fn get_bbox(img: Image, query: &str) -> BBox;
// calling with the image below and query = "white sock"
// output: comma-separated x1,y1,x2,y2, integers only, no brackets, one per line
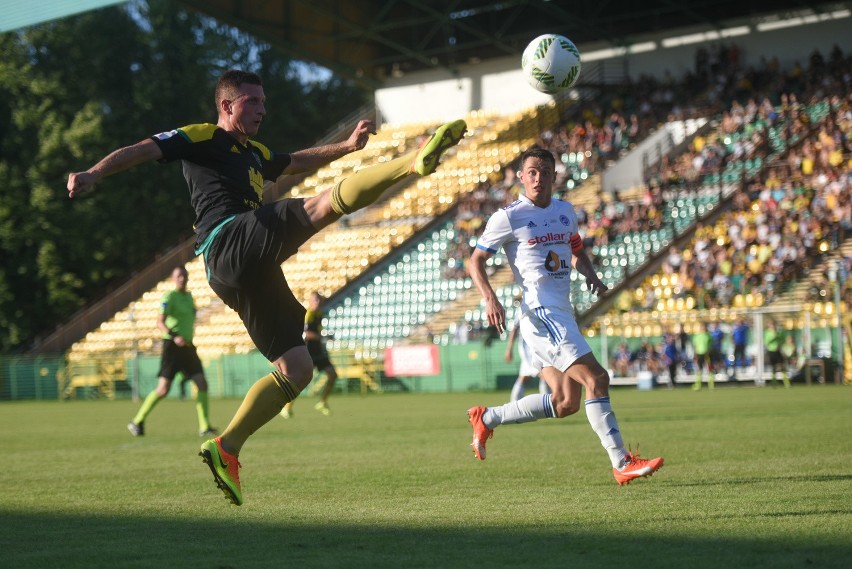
510,377,525,402
483,394,555,429
585,396,628,469
538,378,550,395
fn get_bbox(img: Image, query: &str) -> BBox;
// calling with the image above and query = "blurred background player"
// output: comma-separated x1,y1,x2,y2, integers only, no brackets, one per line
732,317,750,382
764,320,791,388
127,265,216,437
281,291,338,417
466,145,663,486
663,333,680,388
691,322,714,391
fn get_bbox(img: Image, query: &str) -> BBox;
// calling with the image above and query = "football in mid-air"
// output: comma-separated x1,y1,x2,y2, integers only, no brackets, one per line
521,34,581,94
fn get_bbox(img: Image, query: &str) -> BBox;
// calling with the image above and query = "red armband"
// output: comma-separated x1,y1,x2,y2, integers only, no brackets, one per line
570,233,583,253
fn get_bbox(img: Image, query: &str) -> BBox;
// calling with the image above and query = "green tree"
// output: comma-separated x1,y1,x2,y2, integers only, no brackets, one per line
0,0,368,352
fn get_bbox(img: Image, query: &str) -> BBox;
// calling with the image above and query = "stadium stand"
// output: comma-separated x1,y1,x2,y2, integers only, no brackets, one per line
64,44,851,390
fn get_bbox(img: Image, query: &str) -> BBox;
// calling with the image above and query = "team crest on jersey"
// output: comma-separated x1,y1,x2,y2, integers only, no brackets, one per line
560,215,570,226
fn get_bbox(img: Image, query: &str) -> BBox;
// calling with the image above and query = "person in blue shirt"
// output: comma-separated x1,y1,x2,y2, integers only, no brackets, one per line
663,334,679,388
732,318,750,380
710,322,726,372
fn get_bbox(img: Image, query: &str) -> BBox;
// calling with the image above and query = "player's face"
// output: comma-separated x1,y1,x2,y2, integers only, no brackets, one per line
519,157,556,206
226,83,266,137
172,268,188,291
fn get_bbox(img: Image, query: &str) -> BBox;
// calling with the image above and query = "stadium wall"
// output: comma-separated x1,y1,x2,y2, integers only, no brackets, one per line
376,17,852,124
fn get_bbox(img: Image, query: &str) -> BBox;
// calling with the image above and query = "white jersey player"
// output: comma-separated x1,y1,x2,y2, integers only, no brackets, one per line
466,145,664,486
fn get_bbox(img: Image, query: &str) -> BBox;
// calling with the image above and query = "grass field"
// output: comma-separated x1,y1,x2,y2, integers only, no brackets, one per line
2,385,851,568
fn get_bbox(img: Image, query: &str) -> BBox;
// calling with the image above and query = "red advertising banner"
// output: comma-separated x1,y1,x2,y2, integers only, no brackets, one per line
383,345,441,376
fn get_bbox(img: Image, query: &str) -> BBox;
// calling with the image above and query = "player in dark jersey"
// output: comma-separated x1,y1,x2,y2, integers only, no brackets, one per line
68,69,466,505
280,291,338,418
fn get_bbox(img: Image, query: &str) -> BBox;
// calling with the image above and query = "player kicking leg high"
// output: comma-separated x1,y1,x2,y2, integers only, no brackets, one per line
68,69,466,505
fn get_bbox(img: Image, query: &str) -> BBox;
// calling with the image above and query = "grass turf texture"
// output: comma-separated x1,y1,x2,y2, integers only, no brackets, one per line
2,386,850,568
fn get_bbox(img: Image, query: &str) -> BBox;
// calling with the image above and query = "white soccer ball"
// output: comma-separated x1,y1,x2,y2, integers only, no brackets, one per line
521,34,581,94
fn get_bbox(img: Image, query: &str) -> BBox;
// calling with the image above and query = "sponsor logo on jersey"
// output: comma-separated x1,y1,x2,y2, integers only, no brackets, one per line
154,129,179,140
544,250,572,273
527,232,568,246
527,221,537,228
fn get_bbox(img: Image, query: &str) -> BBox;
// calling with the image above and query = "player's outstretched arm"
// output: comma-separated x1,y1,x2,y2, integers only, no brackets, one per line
284,119,376,175
469,247,506,334
67,138,163,198
572,249,609,296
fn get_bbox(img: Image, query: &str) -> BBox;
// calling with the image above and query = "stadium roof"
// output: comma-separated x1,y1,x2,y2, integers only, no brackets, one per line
176,0,843,87
3,1,845,87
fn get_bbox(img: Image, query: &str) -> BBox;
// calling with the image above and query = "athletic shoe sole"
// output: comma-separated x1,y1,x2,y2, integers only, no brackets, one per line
199,443,242,506
414,120,467,175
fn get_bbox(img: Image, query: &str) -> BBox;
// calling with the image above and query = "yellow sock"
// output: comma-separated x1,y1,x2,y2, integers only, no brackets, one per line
330,152,415,215
195,390,210,432
220,370,299,454
133,391,161,424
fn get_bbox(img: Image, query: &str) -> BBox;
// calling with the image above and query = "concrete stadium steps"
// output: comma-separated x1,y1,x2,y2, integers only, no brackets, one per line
418,266,516,342
773,237,852,306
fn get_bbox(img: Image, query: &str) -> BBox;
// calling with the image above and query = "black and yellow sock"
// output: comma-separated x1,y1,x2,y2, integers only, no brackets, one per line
132,391,161,425
330,152,416,215
220,370,300,454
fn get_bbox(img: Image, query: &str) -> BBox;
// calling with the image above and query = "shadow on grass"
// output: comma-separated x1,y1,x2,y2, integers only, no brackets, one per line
2,510,850,569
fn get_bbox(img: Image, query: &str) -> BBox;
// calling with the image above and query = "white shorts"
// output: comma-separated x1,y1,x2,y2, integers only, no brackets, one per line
520,306,592,373
517,336,540,378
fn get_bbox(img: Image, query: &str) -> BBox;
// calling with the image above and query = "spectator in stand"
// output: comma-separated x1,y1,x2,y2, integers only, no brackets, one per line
613,342,633,377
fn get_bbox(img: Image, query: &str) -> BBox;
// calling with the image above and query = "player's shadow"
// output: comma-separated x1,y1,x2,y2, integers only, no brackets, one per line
2,509,850,568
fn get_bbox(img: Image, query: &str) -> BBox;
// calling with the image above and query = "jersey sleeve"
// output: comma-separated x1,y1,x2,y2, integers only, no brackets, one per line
564,203,584,253
160,291,173,315
476,209,513,254
151,124,215,163
250,140,292,181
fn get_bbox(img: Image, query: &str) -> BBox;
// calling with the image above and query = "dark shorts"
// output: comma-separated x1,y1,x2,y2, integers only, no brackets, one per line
307,340,333,371
695,353,711,370
203,199,318,362
159,340,204,380
767,350,784,367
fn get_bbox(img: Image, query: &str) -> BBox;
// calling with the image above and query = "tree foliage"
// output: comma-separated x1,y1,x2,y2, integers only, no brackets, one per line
0,0,369,351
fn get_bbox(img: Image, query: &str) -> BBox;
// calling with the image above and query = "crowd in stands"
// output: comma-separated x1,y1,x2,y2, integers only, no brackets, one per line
437,43,852,364
645,90,851,311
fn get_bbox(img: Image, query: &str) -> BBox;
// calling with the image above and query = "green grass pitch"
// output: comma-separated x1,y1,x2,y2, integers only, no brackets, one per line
2,385,850,568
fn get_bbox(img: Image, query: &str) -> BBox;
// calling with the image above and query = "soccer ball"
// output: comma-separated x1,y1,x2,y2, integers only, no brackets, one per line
521,34,581,94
